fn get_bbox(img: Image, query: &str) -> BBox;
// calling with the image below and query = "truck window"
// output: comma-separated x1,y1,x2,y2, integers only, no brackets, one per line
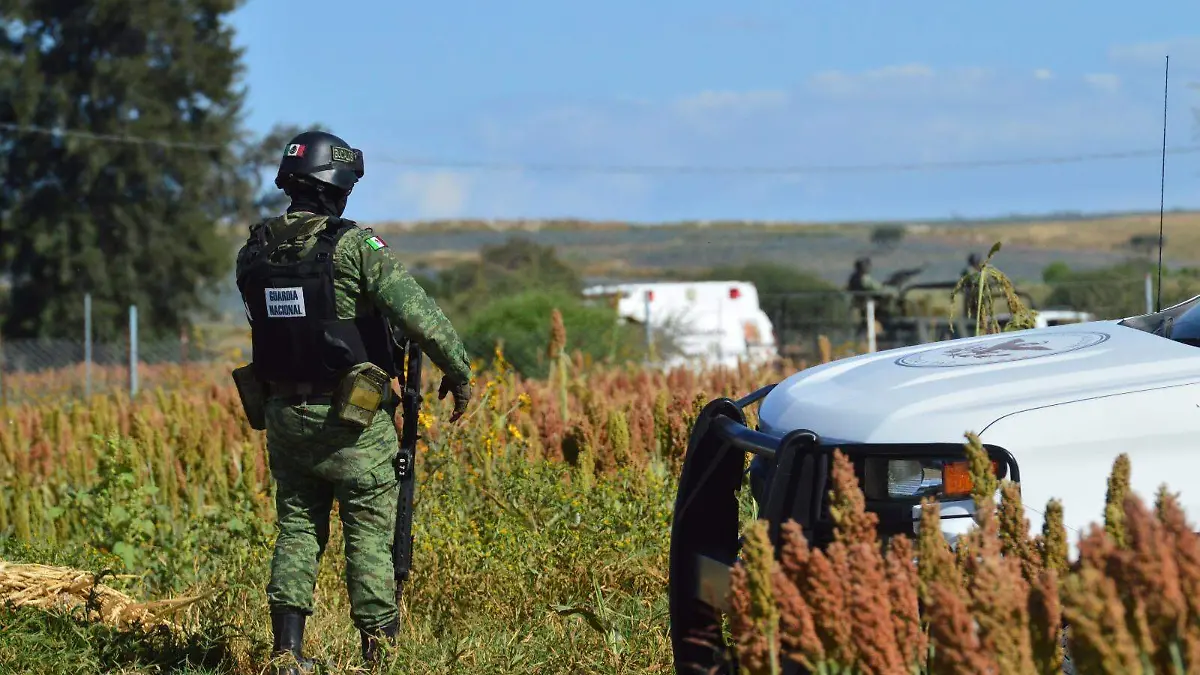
1119,295,1200,346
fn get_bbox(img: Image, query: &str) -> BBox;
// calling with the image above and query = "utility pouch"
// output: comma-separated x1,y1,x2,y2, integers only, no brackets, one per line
231,364,267,431
334,362,391,428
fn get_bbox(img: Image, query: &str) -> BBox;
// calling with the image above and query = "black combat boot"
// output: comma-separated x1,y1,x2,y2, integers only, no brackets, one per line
270,612,320,675
360,619,399,668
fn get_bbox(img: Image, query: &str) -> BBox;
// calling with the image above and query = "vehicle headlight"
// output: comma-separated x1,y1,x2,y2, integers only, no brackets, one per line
864,457,1004,501
885,459,939,499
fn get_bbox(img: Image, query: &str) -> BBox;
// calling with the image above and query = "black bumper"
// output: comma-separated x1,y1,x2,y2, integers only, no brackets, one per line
667,386,1019,675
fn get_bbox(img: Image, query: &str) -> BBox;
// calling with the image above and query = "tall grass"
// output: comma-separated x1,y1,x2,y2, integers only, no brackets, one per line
728,437,1200,675
1,254,1180,673
0,325,789,673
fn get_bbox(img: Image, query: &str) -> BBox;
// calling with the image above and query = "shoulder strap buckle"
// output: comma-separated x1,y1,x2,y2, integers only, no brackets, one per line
314,216,356,261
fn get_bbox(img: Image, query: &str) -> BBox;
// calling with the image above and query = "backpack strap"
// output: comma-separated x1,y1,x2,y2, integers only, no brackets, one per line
313,216,358,263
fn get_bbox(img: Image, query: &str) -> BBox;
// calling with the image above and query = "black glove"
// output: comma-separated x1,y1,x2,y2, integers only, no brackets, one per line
438,376,472,423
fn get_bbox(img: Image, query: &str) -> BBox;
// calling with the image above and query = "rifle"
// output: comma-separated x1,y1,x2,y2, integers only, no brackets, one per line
393,336,423,608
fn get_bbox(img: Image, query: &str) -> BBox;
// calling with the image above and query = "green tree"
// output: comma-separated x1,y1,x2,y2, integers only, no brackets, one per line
1044,261,1154,319
431,237,583,321
0,0,250,340
1041,261,1072,284
461,289,639,378
1128,233,1162,260
694,262,851,324
870,223,906,254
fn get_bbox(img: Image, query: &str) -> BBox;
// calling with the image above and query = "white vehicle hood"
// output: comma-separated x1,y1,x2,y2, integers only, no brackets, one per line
757,321,1200,444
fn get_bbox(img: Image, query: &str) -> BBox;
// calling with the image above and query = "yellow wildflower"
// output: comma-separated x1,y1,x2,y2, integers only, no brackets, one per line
493,343,510,376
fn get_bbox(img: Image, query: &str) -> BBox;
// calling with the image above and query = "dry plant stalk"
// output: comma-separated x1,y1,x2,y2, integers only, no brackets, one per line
817,335,832,364
763,451,913,674
729,519,781,675
950,241,1037,335
958,481,1036,674
0,560,204,634
1105,453,1132,549
917,498,963,608
774,522,824,670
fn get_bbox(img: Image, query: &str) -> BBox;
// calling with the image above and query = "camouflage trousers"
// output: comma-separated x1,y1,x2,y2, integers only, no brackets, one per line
263,393,401,632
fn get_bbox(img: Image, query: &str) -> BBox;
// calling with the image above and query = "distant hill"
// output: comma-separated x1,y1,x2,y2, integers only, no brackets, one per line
364,207,1200,235
360,209,1200,283
203,209,1200,323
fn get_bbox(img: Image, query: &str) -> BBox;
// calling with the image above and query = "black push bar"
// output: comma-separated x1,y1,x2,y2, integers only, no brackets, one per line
667,386,1019,675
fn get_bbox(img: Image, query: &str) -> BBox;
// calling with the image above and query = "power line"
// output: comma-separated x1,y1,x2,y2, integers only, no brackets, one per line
0,122,224,151
5,120,1200,175
376,146,1200,175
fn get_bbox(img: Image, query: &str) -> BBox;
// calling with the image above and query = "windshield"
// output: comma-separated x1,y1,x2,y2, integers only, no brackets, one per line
1118,295,1200,346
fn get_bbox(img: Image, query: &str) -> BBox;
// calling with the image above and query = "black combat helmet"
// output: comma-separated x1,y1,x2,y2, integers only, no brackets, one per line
274,130,365,193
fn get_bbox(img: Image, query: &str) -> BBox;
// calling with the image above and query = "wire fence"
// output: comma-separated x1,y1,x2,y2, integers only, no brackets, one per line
0,335,243,405
0,274,1174,403
760,275,1160,362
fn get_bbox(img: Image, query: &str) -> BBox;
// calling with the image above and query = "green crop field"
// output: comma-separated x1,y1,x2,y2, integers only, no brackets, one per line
2,308,1199,674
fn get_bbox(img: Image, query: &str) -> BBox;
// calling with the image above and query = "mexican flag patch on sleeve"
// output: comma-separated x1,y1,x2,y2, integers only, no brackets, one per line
365,235,388,251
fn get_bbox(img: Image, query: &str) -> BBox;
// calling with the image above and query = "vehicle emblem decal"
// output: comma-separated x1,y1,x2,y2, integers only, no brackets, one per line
895,331,1110,368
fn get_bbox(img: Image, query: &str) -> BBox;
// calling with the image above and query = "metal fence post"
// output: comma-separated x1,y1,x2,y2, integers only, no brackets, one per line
778,296,789,350
1145,273,1154,314
84,293,92,398
644,291,653,362
129,304,138,398
866,299,877,353
0,331,5,409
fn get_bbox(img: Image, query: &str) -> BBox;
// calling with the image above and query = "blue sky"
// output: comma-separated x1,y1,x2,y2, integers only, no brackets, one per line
230,0,1200,224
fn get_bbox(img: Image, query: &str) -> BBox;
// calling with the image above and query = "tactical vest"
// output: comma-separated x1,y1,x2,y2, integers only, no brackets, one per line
236,216,397,388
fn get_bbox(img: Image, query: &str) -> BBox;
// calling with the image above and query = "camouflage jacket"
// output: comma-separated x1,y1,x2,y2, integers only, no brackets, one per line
235,211,473,385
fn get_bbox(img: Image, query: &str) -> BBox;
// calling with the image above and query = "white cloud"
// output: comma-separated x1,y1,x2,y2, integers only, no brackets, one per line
392,60,1178,219
674,89,788,115
805,63,996,101
672,90,789,138
476,63,1159,166
1084,73,1122,94
1108,37,1200,68
394,171,471,218
687,15,778,35
409,171,655,221
808,62,935,96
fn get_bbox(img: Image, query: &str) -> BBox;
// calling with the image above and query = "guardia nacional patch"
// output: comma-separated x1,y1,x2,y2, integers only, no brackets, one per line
365,235,387,251
265,287,306,318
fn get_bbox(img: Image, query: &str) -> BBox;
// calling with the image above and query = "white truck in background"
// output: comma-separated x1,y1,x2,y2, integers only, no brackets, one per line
996,308,1096,331
582,281,779,370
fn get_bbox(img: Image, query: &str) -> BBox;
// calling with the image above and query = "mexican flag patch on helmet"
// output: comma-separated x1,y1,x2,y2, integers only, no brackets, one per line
365,235,387,251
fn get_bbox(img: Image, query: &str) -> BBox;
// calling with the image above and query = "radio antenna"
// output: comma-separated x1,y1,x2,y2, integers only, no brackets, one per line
1157,54,1169,312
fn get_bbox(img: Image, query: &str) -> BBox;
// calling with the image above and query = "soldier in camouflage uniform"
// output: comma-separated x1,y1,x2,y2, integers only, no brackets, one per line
235,130,473,673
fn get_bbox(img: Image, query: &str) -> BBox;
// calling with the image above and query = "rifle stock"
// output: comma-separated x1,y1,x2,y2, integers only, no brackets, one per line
393,337,423,609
